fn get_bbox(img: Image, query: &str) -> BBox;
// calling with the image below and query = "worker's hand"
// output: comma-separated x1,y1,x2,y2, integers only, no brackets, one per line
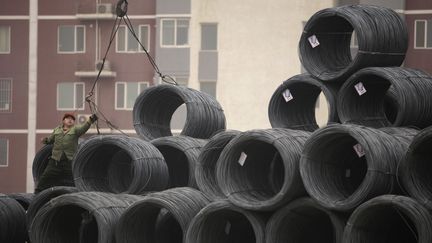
89,114,98,123
41,137,49,144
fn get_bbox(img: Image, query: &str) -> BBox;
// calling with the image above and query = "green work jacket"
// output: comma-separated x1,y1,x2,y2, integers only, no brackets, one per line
44,120,92,161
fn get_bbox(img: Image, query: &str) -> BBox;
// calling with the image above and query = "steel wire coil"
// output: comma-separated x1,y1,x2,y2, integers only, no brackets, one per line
185,200,267,243
115,187,210,243
133,84,226,140
7,193,34,211
266,197,347,243
151,136,207,188
32,144,53,184
216,128,311,211
73,135,169,194
300,124,414,212
26,186,78,228
299,4,407,82
29,192,142,243
0,194,27,243
343,195,432,243
268,73,340,131
379,127,419,138
196,130,240,200
398,126,432,210
338,67,432,128
7,193,34,242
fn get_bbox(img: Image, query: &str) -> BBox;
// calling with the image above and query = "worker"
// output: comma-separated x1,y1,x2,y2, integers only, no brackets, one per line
35,113,98,193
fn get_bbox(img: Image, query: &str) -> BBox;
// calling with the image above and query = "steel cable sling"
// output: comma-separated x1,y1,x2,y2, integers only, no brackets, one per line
84,0,179,136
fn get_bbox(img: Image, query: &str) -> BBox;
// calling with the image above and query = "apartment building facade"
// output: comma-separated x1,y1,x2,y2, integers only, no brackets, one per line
1,0,431,192
0,0,157,192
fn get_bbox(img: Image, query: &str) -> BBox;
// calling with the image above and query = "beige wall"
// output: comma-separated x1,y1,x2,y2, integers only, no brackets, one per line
189,0,334,131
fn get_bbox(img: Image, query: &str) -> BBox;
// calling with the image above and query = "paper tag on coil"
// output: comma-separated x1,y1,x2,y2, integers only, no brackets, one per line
354,82,367,96
353,143,365,157
282,89,294,102
308,35,320,48
238,152,247,166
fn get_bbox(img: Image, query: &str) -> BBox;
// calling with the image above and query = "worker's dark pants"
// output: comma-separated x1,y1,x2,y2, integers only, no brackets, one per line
34,154,74,193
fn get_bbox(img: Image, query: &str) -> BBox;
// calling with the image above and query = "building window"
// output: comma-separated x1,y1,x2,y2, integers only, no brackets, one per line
0,79,11,112
0,26,10,54
200,81,216,98
57,82,85,110
0,138,8,167
58,25,85,53
201,23,218,51
415,19,432,49
116,25,150,53
161,19,189,47
116,82,149,110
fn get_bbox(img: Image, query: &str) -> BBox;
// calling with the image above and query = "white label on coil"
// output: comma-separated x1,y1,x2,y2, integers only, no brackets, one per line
353,143,365,157
225,221,231,235
238,152,247,166
354,82,367,96
345,169,351,178
308,35,320,48
282,89,294,102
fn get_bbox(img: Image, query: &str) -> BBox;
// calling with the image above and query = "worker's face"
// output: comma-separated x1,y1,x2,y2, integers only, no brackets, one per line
63,117,75,127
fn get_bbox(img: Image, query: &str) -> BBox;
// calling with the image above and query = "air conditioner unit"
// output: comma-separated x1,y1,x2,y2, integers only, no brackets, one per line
96,60,111,71
77,114,91,125
97,3,113,14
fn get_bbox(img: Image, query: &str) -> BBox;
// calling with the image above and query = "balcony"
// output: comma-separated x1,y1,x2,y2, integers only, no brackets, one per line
76,3,116,20
75,60,117,78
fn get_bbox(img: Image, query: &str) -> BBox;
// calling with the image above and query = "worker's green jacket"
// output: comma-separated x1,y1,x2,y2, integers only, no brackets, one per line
44,121,92,161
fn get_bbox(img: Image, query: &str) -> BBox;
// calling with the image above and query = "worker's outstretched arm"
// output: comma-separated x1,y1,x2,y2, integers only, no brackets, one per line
42,130,55,144
75,114,98,136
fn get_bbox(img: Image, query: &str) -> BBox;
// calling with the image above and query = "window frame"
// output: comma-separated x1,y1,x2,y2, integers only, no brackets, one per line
57,25,86,54
0,78,12,112
56,82,85,111
115,81,150,110
116,24,151,53
414,19,432,49
160,19,190,48
0,26,11,54
0,138,8,167
200,23,218,51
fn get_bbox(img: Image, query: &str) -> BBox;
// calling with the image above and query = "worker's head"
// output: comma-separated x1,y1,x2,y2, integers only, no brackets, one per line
62,113,76,127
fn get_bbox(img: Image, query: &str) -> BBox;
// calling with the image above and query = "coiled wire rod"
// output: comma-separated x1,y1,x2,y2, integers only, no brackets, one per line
343,195,432,243
268,73,340,131
338,67,432,128
26,186,78,228
300,124,414,211
73,135,169,194
151,136,207,188
29,192,143,243
185,200,266,243
398,126,432,210
216,128,311,211
32,144,53,184
133,84,226,140
266,197,347,243
115,187,210,243
0,194,27,243
196,130,240,200
299,5,407,81
7,193,34,211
